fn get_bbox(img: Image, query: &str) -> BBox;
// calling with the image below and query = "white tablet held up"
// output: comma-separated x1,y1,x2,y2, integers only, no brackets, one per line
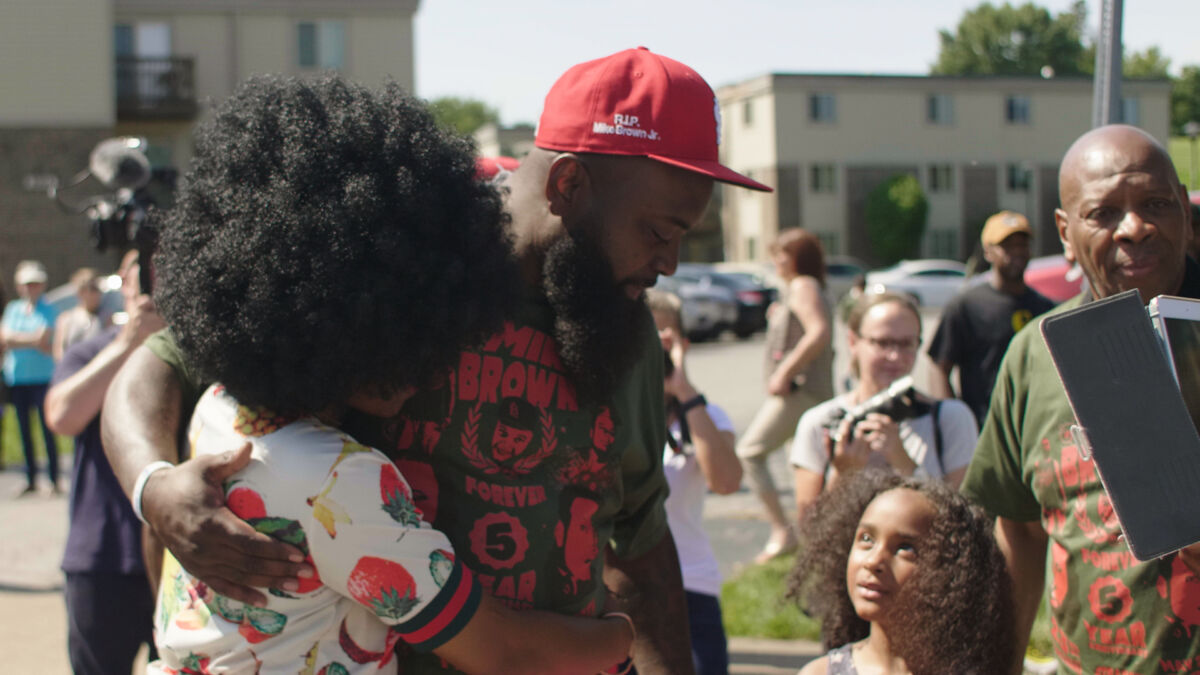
1149,295,1200,434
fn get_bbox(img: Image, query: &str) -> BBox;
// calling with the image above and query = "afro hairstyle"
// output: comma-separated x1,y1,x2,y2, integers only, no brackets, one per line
786,470,1015,674
154,74,518,417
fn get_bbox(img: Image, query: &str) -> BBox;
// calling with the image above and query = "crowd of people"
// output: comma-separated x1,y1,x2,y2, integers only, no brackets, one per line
4,44,1200,675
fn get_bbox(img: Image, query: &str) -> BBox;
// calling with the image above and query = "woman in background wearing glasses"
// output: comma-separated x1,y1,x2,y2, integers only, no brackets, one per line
789,291,977,523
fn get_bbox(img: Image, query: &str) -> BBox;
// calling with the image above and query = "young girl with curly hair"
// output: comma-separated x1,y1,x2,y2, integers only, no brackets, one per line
787,470,1014,674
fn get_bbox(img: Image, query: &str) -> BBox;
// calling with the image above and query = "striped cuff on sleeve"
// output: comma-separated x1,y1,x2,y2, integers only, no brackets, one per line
393,562,482,653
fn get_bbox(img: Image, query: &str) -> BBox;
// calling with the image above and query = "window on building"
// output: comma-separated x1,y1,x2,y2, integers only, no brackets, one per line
298,20,345,70
1120,96,1140,125
928,165,954,193
810,164,836,193
1005,95,1031,124
928,230,958,259
927,94,953,125
817,232,840,256
742,100,753,127
1006,163,1032,192
809,93,836,123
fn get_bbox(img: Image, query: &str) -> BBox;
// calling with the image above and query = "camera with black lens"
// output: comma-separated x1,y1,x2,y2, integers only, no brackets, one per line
822,376,932,443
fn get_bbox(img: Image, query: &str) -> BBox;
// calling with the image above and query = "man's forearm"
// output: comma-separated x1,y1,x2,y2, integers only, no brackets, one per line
101,345,185,497
928,361,956,400
995,516,1048,675
45,336,141,437
603,531,695,675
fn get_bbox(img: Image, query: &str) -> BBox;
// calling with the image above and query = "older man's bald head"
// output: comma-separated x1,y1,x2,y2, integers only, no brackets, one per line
1054,124,1192,303
1058,125,1181,212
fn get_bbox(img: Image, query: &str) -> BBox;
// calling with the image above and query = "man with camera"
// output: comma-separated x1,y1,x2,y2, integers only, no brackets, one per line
962,124,1200,674
44,250,164,675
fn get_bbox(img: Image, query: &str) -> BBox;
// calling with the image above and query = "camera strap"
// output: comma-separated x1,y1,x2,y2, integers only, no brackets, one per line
932,401,944,475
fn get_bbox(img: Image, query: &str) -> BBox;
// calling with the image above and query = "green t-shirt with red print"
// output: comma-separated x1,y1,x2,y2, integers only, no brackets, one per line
148,386,480,675
342,292,670,673
962,291,1200,675
146,291,670,674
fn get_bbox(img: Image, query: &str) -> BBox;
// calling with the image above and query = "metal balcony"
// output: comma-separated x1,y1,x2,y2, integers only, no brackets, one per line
115,56,197,120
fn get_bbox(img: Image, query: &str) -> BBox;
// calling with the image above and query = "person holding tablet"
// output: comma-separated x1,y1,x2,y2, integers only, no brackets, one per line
962,124,1200,674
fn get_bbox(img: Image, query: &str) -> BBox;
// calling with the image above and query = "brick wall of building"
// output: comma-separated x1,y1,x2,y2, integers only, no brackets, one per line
0,128,125,296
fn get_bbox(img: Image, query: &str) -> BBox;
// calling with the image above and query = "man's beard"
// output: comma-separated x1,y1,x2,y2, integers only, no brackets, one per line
543,230,650,407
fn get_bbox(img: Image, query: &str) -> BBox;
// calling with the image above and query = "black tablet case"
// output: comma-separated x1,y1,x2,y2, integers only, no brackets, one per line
1041,289,1200,561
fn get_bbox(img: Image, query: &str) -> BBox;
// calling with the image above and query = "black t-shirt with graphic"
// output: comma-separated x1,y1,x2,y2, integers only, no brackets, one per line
928,283,1055,423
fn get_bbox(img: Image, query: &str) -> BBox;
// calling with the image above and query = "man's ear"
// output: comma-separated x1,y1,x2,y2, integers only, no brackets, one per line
1055,208,1075,263
545,154,589,219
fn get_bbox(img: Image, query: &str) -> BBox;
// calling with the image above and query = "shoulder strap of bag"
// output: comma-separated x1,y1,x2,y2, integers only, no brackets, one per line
932,400,944,475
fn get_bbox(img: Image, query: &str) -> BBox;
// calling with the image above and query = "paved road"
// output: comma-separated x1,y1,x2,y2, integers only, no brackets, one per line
0,312,949,674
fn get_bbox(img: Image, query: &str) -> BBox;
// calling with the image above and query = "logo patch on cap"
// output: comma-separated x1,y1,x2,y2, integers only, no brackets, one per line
591,113,661,142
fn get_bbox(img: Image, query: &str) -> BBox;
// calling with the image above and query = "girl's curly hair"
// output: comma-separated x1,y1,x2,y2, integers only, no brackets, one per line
786,470,1015,674
155,74,519,417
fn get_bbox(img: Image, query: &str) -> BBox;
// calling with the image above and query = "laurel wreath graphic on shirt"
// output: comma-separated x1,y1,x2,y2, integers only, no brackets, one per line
461,402,557,476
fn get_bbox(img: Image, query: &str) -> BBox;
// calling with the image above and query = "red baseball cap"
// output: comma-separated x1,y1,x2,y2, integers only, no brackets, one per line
475,156,520,182
534,47,772,192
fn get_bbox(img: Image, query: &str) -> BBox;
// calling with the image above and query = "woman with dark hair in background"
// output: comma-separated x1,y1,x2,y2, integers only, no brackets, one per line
737,228,834,564
789,292,977,524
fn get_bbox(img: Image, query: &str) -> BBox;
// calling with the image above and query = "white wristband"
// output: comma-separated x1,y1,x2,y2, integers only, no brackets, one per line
131,461,174,525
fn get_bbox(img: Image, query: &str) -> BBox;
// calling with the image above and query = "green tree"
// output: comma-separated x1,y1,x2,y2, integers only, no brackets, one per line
427,96,500,136
1122,46,1171,79
866,174,929,266
932,1,1088,76
1173,66,1200,136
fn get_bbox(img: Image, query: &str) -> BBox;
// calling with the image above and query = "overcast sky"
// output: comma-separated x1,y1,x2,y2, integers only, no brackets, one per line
413,0,1198,126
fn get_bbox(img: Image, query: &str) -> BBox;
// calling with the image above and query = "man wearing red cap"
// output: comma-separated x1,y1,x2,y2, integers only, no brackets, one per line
927,211,1055,424
101,49,770,674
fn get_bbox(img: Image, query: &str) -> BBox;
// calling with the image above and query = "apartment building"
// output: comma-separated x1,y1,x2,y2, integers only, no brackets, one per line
1,0,419,286
715,73,1171,265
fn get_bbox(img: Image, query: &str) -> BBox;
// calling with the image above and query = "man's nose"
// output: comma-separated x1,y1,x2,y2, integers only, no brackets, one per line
655,243,681,277
1115,210,1155,243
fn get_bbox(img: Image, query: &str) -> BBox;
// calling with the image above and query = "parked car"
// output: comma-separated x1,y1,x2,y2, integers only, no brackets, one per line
653,274,738,342
865,259,968,308
1024,254,1085,302
675,263,771,338
825,255,870,302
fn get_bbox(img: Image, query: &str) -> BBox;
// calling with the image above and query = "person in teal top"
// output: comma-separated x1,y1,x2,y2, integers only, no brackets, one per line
1,260,60,495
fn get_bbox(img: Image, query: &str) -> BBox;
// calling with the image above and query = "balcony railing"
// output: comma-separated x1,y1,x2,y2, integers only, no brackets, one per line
115,56,197,120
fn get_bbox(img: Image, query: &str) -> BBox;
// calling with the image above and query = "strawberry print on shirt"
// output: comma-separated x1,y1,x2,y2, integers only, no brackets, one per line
148,385,481,675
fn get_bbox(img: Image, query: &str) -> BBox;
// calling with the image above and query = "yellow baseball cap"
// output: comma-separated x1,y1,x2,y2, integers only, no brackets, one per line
981,211,1032,246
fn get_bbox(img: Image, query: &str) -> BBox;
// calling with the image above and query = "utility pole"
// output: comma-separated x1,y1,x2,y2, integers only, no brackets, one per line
1091,0,1124,127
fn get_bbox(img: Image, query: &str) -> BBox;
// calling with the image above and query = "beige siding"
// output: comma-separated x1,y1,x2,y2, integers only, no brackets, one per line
170,13,236,103
236,15,292,78
347,15,415,90
718,75,1172,264
0,0,112,126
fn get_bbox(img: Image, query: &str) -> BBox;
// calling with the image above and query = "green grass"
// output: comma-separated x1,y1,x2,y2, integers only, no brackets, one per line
1169,136,1199,191
1,404,74,470
720,553,820,640
720,550,1054,662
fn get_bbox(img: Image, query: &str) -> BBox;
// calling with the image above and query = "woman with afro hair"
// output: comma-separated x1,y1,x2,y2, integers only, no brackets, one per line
145,74,634,674
787,470,1014,674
